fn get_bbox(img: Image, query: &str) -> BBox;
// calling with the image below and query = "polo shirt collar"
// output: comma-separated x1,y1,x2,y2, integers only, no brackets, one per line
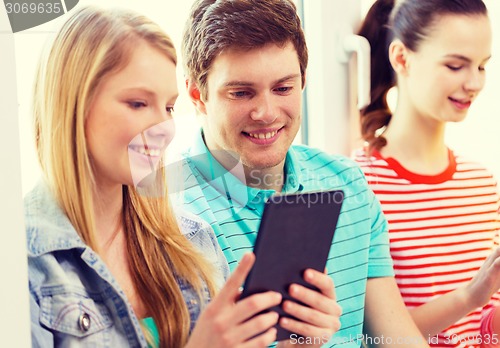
282,147,304,193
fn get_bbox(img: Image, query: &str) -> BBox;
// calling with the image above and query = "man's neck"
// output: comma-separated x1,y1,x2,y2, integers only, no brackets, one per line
201,131,288,192
243,162,286,192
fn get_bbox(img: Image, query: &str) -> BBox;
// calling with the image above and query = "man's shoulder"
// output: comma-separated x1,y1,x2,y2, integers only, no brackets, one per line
290,144,364,178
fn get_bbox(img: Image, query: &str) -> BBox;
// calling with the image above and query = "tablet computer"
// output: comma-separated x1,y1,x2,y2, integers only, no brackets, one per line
240,190,344,341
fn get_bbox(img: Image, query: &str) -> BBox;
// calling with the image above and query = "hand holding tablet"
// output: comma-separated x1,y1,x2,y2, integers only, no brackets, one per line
240,190,344,341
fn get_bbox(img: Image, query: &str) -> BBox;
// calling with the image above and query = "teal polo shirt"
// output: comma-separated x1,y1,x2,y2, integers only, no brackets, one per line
178,130,394,347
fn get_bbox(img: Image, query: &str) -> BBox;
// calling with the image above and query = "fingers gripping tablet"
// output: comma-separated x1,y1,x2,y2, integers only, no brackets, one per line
240,190,344,341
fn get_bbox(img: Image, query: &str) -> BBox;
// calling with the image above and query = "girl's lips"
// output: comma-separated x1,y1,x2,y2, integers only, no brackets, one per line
128,144,162,157
449,97,471,110
128,145,163,168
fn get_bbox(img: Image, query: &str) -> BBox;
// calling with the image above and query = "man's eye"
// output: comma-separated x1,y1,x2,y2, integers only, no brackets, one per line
166,106,175,113
275,86,292,93
230,91,248,98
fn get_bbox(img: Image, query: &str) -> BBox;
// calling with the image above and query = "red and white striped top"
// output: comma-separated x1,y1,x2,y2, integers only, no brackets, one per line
354,148,500,348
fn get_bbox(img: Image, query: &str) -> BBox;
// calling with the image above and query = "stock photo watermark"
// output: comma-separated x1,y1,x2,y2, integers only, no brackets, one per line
287,333,499,346
3,0,79,32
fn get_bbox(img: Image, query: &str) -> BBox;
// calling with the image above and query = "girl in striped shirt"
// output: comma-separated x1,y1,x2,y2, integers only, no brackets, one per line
354,0,500,347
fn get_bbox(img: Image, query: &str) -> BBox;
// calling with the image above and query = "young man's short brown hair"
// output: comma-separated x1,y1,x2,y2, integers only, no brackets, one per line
182,0,308,100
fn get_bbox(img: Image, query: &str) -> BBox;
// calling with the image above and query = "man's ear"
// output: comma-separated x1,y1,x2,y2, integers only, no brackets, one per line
388,39,410,76
186,79,207,115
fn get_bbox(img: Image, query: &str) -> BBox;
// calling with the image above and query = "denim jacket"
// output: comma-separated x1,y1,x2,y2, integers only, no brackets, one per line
25,182,229,347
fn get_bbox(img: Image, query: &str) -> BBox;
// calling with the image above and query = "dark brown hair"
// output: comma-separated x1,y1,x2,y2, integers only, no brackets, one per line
182,0,308,100
358,0,487,152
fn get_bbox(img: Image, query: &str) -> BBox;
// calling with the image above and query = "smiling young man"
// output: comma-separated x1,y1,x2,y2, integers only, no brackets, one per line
178,0,429,346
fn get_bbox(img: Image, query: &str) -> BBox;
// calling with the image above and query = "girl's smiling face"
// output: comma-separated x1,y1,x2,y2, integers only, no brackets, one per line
397,14,492,124
86,40,178,190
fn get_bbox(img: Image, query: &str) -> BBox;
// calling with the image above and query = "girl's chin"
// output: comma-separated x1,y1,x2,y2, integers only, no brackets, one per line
131,167,159,188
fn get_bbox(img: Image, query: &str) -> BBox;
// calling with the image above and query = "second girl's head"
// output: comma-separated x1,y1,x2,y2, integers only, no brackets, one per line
358,0,491,151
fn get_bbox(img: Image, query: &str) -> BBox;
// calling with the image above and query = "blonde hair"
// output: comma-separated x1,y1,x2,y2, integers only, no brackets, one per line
33,6,216,347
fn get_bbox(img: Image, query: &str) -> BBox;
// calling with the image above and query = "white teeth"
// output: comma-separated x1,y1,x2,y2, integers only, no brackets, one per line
129,145,161,157
248,131,277,139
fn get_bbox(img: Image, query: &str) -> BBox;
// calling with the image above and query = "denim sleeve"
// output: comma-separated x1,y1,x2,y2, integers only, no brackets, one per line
177,209,230,289
205,223,230,283
30,291,53,348
195,221,230,291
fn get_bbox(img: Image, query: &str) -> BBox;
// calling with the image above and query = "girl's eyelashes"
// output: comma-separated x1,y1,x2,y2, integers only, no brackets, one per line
446,65,462,71
127,100,147,109
126,100,176,115
446,64,487,72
